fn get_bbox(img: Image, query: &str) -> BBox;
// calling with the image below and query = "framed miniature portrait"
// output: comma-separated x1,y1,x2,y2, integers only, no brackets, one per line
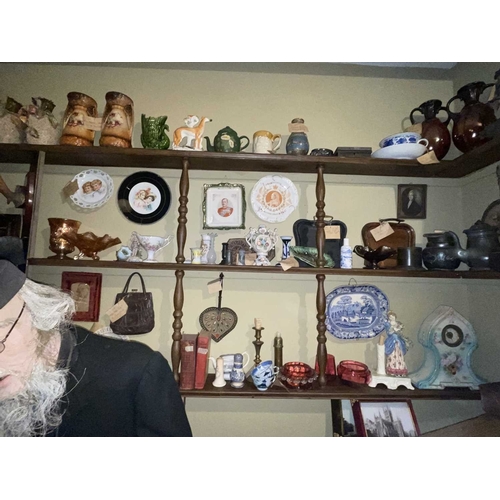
351,400,420,437
61,272,102,322
203,182,246,230
397,184,427,219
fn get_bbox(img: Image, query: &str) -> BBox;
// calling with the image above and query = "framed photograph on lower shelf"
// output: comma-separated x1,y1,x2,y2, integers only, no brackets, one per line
352,399,420,437
61,272,102,322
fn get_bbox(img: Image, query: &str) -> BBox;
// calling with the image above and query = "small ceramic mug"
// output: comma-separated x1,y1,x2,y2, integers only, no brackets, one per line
251,360,279,391
379,132,428,149
253,130,282,154
191,247,202,264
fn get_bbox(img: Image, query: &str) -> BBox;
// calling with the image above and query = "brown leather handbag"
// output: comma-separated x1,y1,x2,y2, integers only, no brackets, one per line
110,272,155,335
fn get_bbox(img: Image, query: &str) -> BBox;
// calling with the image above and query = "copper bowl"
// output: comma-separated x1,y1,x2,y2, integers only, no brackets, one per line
61,231,121,260
278,362,318,390
337,360,371,385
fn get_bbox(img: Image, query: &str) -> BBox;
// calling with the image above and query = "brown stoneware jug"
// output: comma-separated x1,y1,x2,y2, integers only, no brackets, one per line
446,81,496,153
422,231,464,271
60,92,98,147
410,99,451,160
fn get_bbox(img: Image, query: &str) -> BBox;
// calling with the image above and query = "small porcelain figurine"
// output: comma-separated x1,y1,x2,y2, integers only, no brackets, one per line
212,356,227,387
246,225,278,266
384,311,410,376
140,114,170,149
172,115,212,150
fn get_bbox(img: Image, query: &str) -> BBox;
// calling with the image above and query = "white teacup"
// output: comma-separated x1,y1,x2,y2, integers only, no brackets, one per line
251,360,279,391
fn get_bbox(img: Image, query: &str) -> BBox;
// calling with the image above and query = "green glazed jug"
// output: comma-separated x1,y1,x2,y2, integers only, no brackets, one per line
204,126,250,153
140,114,170,150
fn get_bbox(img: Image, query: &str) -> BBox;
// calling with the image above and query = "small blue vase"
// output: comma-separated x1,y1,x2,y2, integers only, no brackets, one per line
286,118,309,155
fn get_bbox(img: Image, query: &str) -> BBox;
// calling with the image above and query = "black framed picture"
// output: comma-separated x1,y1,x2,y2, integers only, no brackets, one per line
397,184,427,219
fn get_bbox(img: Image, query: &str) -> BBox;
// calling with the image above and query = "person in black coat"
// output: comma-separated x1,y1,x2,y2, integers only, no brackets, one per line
0,259,192,437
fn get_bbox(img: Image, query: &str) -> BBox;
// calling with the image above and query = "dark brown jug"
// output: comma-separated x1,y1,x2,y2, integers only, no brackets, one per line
462,220,500,270
446,81,496,153
410,99,451,160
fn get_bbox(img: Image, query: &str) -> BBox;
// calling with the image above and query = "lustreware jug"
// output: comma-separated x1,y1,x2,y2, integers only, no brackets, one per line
446,81,496,153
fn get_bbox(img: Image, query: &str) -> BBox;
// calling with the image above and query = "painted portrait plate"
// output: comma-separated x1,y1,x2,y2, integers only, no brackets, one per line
117,171,171,224
325,284,389,340
69,169,114,209
250,175,299,223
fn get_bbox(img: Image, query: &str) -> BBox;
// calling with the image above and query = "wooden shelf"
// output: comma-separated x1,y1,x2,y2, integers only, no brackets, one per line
181,375,481,401
1,139,500,178
27,258,500,279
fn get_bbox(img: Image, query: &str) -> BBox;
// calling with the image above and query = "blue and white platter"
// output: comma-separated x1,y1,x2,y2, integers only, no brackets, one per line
325,284,389,340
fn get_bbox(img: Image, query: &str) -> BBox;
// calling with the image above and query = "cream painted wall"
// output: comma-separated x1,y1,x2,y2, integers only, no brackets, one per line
0,63,495,435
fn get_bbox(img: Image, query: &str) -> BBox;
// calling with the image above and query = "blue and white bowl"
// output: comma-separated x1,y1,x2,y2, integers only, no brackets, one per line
379,132,428,149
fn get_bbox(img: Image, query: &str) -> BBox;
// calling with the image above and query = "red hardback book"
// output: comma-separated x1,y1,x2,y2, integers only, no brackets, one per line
180,333,198,390
194,330,211,389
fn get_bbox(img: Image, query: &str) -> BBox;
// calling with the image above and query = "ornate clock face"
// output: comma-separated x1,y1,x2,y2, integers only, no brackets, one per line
441,324,464,348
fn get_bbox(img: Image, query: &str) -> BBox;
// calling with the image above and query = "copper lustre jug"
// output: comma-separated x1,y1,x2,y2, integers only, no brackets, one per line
410,99,451,160
445,81,496,153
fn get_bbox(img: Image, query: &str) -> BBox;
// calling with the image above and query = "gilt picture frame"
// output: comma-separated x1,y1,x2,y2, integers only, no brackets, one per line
203,182,246,230
61,272,102,322
397,184,427,219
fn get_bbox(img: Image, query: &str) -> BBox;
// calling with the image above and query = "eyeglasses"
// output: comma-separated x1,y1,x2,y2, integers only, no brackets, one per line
0,303,25,354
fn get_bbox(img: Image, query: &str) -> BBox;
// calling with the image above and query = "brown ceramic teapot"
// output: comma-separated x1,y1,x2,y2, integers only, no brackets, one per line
410,99,451,160
446,81,496,153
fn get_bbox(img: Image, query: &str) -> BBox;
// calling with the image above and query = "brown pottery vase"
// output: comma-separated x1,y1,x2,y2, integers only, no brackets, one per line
99,91,134,148
60,92,98,146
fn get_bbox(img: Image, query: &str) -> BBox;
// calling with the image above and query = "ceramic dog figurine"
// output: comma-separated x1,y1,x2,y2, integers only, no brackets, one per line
172,115,212,150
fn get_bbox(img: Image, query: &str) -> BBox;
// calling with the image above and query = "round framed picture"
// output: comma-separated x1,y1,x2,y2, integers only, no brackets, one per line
117,171,171,224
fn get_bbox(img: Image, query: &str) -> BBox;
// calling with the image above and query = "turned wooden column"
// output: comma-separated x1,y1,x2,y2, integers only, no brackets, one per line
172,158,190,381
25,151,45,266
315,163,327,386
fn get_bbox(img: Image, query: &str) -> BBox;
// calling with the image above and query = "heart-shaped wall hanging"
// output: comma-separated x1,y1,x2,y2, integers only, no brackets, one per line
199,273,238,342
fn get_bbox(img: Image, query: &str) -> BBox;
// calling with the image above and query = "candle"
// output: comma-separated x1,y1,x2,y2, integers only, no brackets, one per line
376,344,386,375
254,318,262,329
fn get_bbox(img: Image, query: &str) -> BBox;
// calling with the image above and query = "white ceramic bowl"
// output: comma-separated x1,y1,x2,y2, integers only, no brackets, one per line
379,132,427,148
371,143,427,160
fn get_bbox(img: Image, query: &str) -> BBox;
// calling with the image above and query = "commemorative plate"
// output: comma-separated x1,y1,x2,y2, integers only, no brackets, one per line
117,171,171,224
69,169,114,209
325,284,389,340
250,175,299,223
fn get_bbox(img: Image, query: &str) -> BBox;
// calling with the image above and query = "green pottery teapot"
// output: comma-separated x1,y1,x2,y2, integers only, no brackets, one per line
205,126,250,153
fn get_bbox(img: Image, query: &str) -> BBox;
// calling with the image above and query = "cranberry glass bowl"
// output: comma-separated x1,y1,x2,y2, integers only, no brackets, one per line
337,360,372,384
278,362,318,390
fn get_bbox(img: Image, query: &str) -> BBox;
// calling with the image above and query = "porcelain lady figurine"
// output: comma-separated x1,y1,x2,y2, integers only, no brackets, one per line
230,353,246,388
384,311,410,376
100,91,134,148
60,92,98,146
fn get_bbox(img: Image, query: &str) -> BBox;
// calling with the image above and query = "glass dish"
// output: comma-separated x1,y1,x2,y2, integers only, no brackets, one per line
278,362,318,390
337,360,372,384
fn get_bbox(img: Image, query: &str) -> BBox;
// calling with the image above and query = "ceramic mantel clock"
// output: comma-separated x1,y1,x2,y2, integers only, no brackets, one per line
411,305,485,389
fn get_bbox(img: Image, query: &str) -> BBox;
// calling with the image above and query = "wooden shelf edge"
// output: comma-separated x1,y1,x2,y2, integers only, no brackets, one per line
1,141,500,178
181,375,481,401
27,258,500,280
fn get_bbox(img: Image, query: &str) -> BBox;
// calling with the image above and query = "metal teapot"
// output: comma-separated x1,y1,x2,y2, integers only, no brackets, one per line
422,231,465,271
462,220,500,270
204,126,250,153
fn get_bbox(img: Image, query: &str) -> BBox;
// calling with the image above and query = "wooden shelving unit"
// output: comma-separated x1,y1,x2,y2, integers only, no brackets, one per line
2,139,500,406
28,258,500,280
181,375,480,401
0,138,500,177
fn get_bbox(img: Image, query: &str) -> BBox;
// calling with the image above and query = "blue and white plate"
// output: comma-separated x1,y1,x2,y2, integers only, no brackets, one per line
325,284,389,340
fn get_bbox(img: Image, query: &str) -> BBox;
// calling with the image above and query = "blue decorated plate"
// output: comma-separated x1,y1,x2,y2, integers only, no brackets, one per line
325,284,389,340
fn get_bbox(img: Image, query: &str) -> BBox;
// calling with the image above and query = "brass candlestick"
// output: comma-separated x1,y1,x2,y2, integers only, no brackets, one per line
252,326,264,366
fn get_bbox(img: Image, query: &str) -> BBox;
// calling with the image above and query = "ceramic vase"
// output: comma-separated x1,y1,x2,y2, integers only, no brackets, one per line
230,353,246,388
100,91,134,148
0,97,25,143
286,118,309,155
60,92,98,146
24,97,61,145
207,233,218,264
280,236,293,260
